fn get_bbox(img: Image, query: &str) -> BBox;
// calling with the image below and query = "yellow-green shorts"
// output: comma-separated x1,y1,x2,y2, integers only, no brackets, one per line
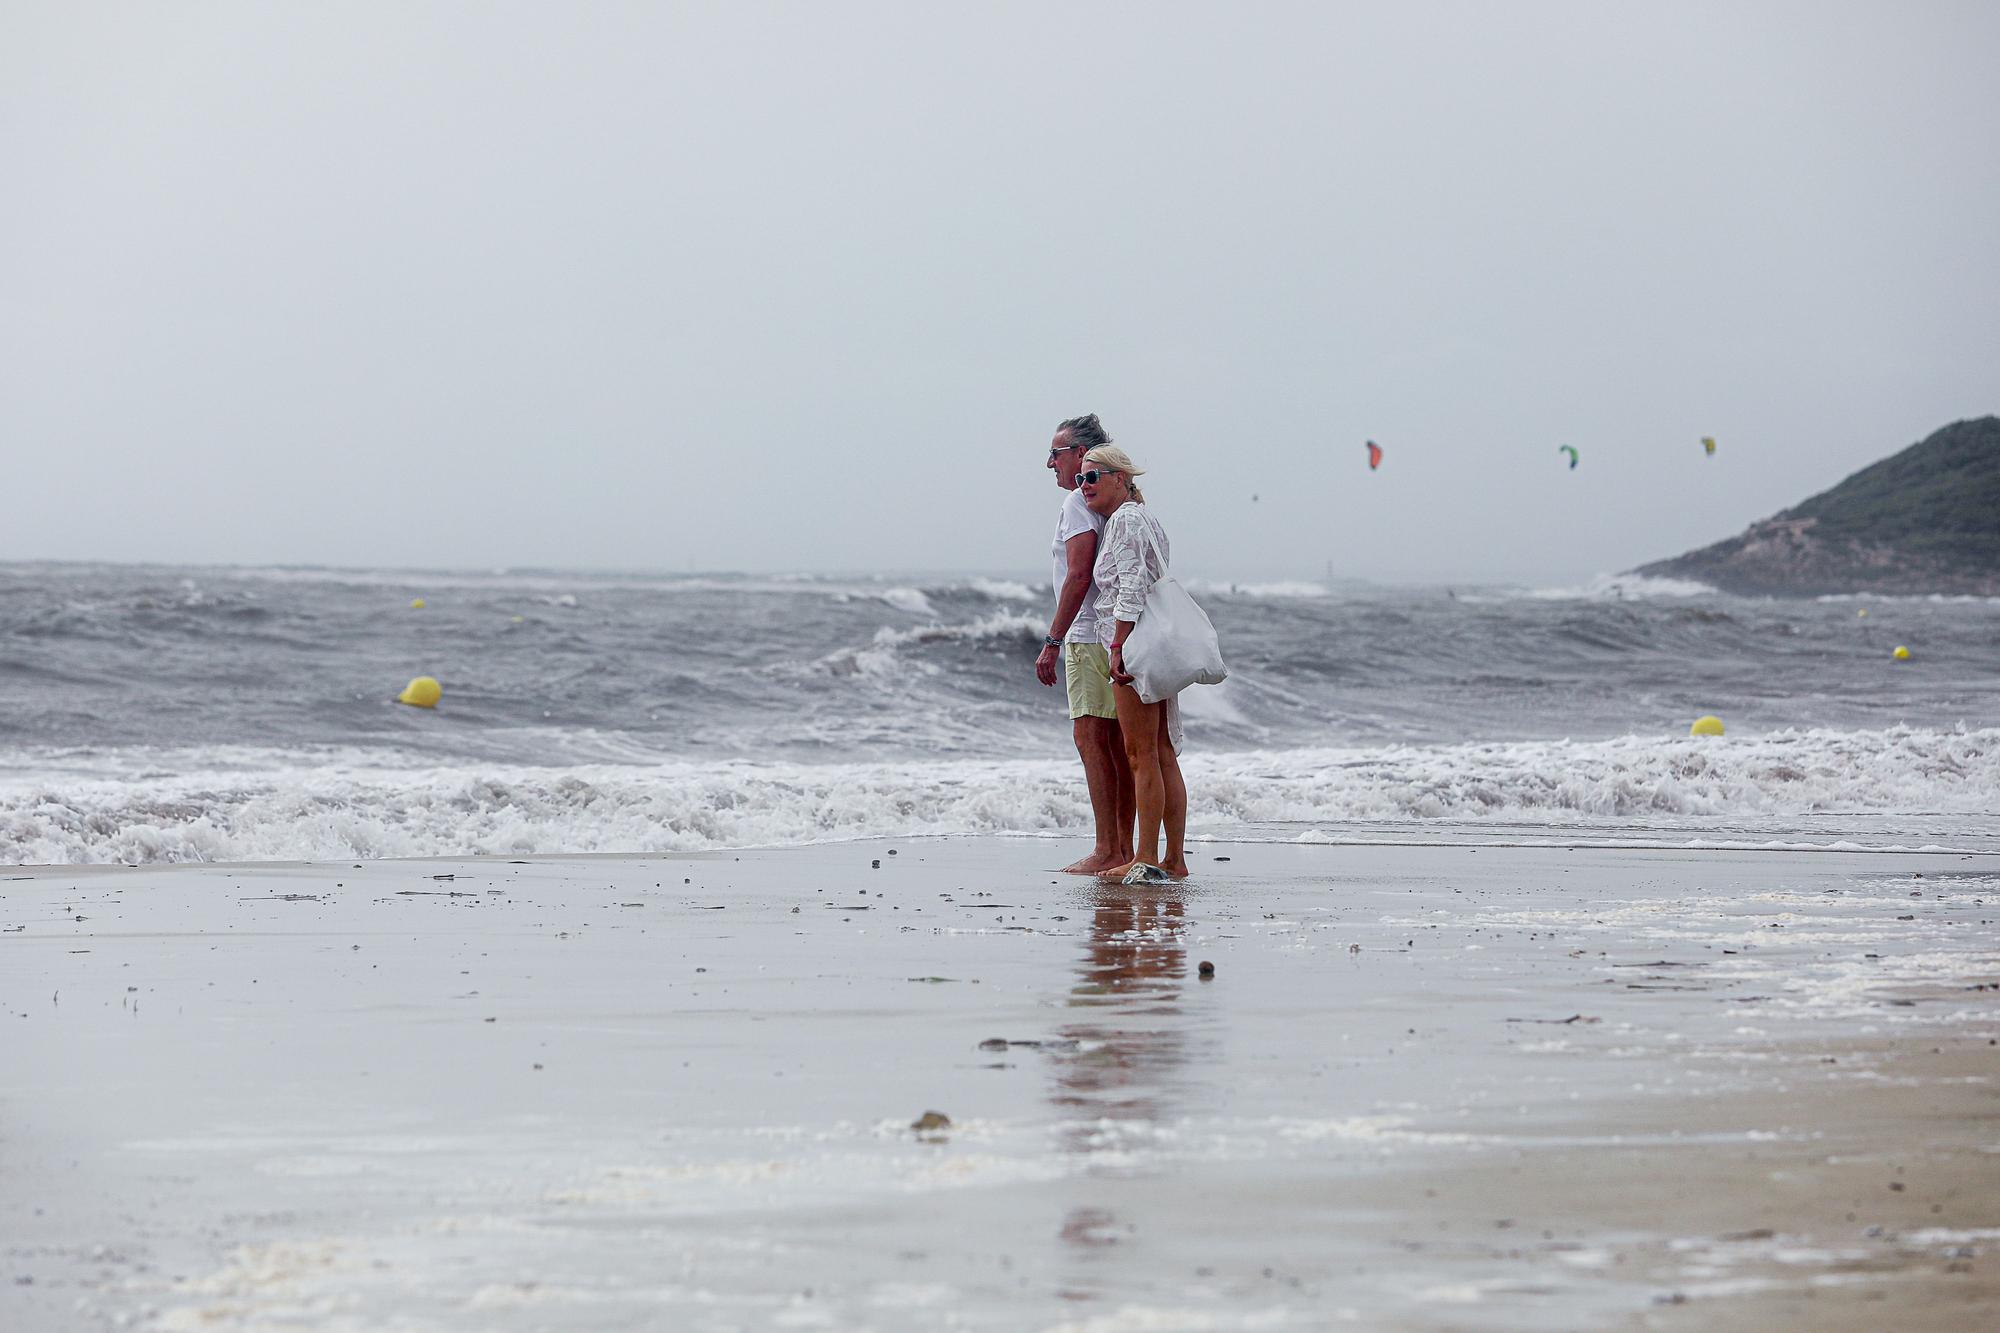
1064,642,1118,720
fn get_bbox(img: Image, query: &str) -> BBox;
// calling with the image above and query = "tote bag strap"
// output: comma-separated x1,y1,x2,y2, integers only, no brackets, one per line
1129,507,1167,576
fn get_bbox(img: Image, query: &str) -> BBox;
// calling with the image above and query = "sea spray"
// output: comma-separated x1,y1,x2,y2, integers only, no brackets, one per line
4,726,1993,865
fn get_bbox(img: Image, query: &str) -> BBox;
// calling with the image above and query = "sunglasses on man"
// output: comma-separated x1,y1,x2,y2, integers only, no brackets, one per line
1076,468,1121,485
1047,442,1085,461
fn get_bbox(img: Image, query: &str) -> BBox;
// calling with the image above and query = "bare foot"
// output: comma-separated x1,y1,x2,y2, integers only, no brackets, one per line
1100,860,1171,884
1064,852,1122,874
1162,858,1191,880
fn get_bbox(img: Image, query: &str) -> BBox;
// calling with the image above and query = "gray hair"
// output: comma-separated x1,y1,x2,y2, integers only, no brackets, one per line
1055,413,1111,450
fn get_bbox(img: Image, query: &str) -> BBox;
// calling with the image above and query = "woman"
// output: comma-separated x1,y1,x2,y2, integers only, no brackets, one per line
1078,445,1189,883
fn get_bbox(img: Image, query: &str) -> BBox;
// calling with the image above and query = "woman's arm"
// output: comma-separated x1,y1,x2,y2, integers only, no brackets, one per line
1104,511,1148,683
1108,618,1136,683
1106,512,1153,624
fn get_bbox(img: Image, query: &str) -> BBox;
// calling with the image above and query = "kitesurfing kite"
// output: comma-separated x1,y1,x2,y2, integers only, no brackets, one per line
1702,436,1717,456
1558,444,1579,470
1366,440,1383,471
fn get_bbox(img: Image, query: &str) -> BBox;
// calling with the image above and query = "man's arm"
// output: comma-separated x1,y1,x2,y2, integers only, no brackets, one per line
1035,530,1100,687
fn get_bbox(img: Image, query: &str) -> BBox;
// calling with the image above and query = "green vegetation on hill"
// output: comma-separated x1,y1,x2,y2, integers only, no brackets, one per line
1634,416,2000,596
1782,416,2000,563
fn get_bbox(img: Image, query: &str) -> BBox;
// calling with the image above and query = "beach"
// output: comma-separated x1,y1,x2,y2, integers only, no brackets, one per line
6,836,1996,1330
10,1,1999,1325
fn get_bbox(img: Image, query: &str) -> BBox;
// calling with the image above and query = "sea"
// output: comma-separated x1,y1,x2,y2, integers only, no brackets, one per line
2,562,1995,865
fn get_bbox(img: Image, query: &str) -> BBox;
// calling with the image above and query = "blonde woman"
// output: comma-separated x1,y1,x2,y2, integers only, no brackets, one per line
1077,445,1188,882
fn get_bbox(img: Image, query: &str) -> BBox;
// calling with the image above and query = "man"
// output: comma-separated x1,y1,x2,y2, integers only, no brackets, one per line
1036,413,1135,873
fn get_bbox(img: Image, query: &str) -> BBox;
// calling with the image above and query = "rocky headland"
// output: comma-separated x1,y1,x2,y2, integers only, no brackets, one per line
1634,416,2000,597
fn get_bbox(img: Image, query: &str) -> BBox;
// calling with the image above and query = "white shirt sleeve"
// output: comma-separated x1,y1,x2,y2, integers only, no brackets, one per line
1101,505,1164,624
1055,490,1102,545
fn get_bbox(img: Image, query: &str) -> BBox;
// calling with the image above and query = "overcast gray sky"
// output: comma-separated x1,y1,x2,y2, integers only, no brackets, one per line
4,1,1995,584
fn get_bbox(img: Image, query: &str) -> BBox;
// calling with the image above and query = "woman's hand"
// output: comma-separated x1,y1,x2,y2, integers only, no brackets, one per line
1109,643,1134,685
1035,642,1060,687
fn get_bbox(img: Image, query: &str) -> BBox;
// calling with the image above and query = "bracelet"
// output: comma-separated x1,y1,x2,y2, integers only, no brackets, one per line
1043,635,1063,649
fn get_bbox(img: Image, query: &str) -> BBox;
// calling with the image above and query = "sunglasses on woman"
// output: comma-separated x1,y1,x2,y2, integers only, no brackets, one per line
1077,468,1121,485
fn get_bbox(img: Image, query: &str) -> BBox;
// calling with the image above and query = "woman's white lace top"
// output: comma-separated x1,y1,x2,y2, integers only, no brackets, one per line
1090,500,1184,753
1091,502,1170,641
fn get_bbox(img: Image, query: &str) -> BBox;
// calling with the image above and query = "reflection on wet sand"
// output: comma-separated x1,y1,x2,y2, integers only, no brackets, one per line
1051,887,1209,1288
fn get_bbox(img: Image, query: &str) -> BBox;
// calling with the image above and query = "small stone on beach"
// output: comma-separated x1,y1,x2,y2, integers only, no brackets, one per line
1197,961,1215,978
911,1110,951,1132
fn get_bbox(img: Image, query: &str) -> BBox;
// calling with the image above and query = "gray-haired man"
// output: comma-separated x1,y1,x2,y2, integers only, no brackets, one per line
1035,413,1135,873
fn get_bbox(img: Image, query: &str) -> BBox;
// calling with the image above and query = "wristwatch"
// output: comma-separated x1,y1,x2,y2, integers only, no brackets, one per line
1043,635,1063,649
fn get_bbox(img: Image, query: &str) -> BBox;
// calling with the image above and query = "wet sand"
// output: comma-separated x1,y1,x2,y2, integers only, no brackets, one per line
3,838,1997,1330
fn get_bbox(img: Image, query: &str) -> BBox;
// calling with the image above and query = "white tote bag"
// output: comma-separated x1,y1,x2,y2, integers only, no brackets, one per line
1122,515,1227,705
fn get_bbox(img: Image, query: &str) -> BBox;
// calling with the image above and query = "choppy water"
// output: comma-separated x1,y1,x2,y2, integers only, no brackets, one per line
2,562,1996,863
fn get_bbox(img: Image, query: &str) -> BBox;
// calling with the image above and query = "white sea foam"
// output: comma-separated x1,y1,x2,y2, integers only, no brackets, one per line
1816,592,2000,606
864,611,1044,650
1519,573,1719,601
962,576,1039,601
1185,580,1331,599
1,725,1993,865
873,586,936,616
815,611,1044,677
178,563,1043,611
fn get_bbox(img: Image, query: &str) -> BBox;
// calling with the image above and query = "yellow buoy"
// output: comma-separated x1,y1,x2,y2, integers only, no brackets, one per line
1856,608,1867,618
511,615,524,624
1892,645,1910,661
410,598,426,610
1690,715,1725,737
398,676,442,708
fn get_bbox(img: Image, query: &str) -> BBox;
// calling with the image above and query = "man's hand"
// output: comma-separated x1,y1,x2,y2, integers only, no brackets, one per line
1036,642,1060,687
1109,643,1134,685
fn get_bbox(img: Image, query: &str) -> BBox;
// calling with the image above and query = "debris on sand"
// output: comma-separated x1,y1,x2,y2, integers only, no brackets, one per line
1198,960,1215,978
911,1110,951,1136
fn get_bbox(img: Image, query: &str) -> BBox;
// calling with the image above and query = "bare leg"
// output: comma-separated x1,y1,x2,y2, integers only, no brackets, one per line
1111,730,1136,863
1107,681,1164,877
1064,716,1126,874
1157,704,1189,878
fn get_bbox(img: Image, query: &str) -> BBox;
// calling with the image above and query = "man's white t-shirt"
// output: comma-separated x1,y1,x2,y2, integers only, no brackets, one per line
1051,489,1107,645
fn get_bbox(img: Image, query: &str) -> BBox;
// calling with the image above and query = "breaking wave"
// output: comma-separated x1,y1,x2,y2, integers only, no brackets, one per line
1517,573,1720,601
813,612,1045,678
1185,580,1332,599
3,726,1992,866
